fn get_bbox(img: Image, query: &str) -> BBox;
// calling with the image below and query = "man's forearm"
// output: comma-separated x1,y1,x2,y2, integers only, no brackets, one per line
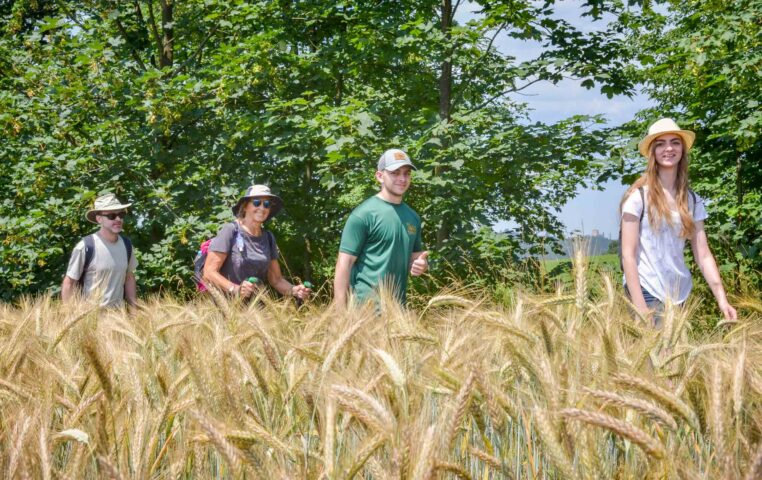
125,273,137,305
61,277,76,302
333,272,349,305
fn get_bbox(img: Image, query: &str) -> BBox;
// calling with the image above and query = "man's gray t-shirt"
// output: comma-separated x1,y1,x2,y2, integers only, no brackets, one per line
66,233,138,307
208,222,279,285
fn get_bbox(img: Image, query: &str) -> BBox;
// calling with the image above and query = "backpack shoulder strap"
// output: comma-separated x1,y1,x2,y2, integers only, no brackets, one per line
637,187,645,222
689,189,697,215
121,235,133,262
79,234,96,287
266,230,278,258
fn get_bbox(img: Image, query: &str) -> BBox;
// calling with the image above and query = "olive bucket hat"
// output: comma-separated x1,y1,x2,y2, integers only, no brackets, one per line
231,185,283,221
85,193,132,223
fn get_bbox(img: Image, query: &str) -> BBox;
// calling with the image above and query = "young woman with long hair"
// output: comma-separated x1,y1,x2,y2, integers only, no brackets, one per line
620,118,737,326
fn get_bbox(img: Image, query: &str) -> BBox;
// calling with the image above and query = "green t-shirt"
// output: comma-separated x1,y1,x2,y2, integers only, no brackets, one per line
339,195,423,305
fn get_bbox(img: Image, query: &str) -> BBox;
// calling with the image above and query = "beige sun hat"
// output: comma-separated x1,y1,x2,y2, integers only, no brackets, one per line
231,184,283,221
86,193,132,223
638,118,695,158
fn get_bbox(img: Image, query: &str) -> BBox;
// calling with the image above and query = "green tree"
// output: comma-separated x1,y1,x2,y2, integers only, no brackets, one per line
1,0,636,300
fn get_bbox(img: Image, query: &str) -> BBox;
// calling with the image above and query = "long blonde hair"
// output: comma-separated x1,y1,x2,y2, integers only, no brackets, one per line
620,138,695,238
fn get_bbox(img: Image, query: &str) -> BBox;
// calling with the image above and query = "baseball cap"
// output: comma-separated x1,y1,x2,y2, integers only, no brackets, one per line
377,149,416,171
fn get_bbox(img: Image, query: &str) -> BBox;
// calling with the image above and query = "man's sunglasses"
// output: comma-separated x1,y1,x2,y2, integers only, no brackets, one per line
101,212,127,220
251,199,271,208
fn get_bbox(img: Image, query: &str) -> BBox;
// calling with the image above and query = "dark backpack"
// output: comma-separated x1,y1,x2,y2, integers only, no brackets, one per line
618,187,697,270
78,234,133,289
193,222,240,292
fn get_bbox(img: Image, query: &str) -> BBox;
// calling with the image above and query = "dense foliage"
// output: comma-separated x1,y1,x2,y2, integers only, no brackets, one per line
0,0,633,300
1,0,759,301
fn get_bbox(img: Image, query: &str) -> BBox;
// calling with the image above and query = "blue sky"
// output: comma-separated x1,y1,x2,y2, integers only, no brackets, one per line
457,1,652,238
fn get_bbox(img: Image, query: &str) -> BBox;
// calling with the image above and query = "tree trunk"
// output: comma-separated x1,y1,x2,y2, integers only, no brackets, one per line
436,0,453,247
160,0,174,68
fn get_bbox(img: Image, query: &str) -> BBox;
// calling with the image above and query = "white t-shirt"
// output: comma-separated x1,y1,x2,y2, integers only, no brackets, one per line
621,187,707,304
66,233,138,307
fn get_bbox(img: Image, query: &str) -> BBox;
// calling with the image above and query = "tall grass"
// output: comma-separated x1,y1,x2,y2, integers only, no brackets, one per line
0,266,760,478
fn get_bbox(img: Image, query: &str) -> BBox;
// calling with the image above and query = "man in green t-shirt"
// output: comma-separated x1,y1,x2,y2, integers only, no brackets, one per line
334,148,429,306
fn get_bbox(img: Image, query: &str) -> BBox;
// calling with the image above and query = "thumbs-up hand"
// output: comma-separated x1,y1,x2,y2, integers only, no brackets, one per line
410,251,429,276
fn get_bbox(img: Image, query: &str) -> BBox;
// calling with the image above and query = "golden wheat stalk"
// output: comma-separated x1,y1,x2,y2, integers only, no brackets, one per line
612,372,700,431
533,408,577,480
345,434,386,479
321,314,372,374
560,408,666,459
709,362,726,454
732,341,747,421
434,461,473,480
189,410,244,472
583,387,678,430
445,370,476,451
411,425,436,480
332,385,395,436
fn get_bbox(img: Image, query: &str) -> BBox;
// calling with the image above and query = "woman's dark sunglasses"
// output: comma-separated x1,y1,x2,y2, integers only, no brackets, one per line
101,211,127,220
251,199,271,208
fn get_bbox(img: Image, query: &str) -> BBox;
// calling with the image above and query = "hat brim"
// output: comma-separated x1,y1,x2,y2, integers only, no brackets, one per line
382,160,417,171
638,130,695,158
231,195,283,221
86,203,132,223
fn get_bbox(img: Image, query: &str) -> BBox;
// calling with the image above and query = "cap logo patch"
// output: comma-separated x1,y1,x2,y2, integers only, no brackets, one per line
394,152,407,160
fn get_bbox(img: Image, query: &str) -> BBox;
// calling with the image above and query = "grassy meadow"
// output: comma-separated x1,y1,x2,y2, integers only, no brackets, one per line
1,259,761,479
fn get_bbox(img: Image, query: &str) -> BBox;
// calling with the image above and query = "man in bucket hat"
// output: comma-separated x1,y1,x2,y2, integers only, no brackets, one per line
334,148,428,307
61,193,138,308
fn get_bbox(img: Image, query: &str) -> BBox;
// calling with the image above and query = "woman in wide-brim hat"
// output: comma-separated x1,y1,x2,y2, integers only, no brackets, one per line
202,185,311,301
619,118,736,326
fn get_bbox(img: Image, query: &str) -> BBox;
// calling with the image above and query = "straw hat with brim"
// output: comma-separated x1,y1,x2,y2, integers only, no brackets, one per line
232,185,283,221
638,118,695,158
86,193,132,223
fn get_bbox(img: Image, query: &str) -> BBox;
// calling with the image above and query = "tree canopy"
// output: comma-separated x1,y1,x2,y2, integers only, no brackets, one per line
2,0,758,301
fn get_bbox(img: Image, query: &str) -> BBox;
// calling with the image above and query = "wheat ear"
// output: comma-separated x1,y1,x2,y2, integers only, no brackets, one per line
7,415,31,480
612,372,700,431
533,408,577,480
332,385,395,436
732,341,746,421
82,336,114,402
189,410,243,473
322,314,372,374
710,362,726,452
435,462,473,480
560,408,666,459
324,396,336,477
445,370,476,451
583,387,678,430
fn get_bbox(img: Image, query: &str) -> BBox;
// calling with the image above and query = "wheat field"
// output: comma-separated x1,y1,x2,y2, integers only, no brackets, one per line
1,269,761,479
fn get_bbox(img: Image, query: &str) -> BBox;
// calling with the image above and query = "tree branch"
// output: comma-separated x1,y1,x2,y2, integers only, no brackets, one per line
146,0,164,67
112,16,148,72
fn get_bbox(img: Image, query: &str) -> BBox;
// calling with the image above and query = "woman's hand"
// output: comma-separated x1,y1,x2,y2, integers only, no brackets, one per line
291,284,312,300
718,300,737,321
239,279,261,299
